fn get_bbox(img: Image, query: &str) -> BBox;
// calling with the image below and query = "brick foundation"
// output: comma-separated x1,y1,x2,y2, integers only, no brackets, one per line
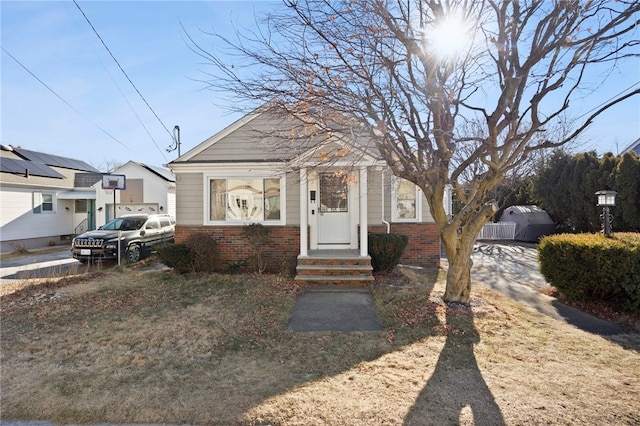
176,222,440,273
176,225,300,274
368,223,441,268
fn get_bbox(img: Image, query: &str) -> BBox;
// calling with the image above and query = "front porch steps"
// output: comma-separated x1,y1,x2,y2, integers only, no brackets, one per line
295,250,374,287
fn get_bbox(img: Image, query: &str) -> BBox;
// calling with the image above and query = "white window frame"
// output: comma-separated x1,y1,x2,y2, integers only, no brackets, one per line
204,171,286,226
33,191,55,214
391,177,421,222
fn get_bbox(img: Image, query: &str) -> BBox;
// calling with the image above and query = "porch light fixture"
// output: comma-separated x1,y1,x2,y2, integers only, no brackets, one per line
595,190,617,238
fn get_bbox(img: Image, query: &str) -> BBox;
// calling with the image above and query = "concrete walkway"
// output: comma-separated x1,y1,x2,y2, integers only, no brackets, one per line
288,287,383,332
285,241,628,336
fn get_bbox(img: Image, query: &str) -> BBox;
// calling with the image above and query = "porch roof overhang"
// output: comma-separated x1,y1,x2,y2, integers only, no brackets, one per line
57,190,96,200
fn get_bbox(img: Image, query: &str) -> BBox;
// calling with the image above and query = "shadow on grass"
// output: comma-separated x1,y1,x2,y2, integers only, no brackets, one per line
1,267,504,424
404,303,505,425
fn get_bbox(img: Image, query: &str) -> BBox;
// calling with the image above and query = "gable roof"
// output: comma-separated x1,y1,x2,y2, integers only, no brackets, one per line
173,108,265,163
170,103,382,168
115,160,175,182
141,163,175,182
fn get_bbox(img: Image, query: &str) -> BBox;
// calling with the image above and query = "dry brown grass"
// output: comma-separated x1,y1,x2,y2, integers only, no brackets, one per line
1,266,639,425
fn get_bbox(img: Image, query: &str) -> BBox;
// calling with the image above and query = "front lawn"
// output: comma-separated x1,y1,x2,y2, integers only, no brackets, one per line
1,267,639,425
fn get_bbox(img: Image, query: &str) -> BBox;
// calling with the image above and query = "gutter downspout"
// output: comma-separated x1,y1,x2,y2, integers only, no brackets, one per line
382,169,390,233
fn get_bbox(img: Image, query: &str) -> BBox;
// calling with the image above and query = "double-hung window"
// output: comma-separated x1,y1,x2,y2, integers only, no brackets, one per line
392,178,420,221
208,177,282,223
33,192,54,214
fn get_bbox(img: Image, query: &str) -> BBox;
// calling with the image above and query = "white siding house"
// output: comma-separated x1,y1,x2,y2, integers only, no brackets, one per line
94,161,176,226
1,146,176,253
0,145,101,253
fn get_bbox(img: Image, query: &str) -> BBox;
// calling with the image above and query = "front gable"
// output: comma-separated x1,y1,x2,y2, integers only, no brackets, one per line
169,104,442,272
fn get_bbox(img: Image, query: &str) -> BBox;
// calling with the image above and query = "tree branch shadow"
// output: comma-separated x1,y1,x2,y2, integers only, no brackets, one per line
404,303,505,426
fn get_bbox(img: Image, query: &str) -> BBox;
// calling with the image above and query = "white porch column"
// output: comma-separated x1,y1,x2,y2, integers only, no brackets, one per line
300,167,308,257
359,166,368,257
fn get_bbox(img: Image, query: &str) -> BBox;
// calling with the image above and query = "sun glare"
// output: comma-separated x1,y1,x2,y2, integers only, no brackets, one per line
429,14,472,60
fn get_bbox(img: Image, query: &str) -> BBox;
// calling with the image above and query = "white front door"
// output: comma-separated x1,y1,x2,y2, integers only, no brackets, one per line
318,173,350,245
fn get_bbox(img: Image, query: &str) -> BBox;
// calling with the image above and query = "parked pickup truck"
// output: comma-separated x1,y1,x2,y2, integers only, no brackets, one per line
71,214,175,264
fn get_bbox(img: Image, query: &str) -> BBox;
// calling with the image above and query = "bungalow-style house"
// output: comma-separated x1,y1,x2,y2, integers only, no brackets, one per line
169,106,448,284
0,144,101,253
95,161,176,224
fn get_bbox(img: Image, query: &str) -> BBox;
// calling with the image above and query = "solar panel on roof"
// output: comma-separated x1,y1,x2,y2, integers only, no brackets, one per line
13,148,99,172
0,157,65,178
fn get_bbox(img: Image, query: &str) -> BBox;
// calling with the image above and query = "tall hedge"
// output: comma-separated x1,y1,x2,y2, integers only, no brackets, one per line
538,233,640,313
532,151,640,233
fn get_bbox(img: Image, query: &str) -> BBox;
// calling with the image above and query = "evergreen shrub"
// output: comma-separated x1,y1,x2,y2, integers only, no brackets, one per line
156,243,193,274
538,233,640,313
185,233,218,273
368,233,409,273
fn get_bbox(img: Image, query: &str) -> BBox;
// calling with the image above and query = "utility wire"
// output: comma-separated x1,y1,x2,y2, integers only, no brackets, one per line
61,1,164,158
1,47,129,149
72,0,171,161
576,80,640,120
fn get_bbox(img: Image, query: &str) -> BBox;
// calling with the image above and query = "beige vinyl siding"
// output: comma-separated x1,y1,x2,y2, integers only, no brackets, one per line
383,170,392,221
421,190,434,222
175,173,203,225
285,170,300,225
189,114,295,163
367,168,384,225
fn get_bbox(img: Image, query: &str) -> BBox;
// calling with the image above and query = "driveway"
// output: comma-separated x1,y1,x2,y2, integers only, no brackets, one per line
0,246,100,288
467,241,626,335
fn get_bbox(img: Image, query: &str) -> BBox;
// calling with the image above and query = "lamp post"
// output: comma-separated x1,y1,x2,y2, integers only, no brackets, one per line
596,190,617,238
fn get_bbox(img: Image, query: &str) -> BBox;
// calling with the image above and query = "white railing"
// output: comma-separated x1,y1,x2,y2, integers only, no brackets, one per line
477,222,516,240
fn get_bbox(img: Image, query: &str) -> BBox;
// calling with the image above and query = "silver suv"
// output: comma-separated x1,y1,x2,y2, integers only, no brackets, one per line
71,214,175,264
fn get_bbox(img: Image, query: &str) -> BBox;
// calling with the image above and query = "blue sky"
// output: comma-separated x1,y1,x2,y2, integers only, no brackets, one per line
1,1,639,171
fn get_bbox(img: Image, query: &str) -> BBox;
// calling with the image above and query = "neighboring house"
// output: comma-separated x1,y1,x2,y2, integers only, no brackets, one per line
95,161,176,225
621,138,640,156
0,145,101,253
169,105,449,284
0,146,176,253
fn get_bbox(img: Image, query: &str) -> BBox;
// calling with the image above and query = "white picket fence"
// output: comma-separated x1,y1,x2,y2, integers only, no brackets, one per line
476,222,516,240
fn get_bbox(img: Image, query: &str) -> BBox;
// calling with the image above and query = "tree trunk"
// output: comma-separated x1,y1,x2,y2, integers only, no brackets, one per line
443,246,474,303
440,227,479,305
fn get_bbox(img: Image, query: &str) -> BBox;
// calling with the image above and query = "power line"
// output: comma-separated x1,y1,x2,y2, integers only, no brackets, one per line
1,47,129,149
577,80,640,120
72,0,171,161
61,1,166,159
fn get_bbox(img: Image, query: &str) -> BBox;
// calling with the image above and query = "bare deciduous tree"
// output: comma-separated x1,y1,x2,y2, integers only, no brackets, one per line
190,0,639,303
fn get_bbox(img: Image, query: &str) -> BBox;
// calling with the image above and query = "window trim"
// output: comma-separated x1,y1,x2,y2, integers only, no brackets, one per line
391,177,421,222
75,199,88,213
33,191,55,214
204,172,286,226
